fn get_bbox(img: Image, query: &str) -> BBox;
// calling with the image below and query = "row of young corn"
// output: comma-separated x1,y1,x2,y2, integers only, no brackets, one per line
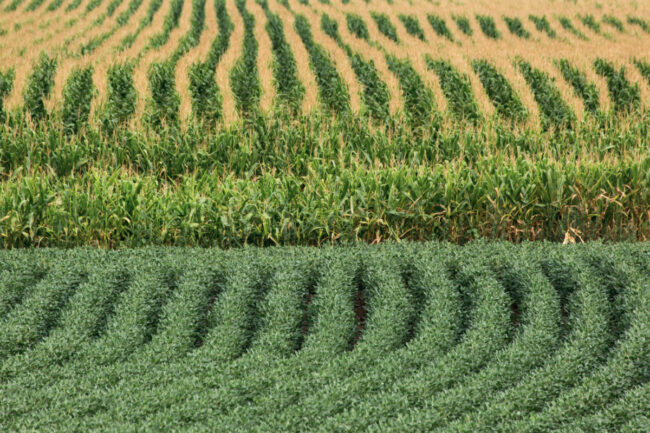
0,242,647,430
0,38,646,132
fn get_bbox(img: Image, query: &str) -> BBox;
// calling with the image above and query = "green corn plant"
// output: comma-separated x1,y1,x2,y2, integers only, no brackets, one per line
634,59,650,84
476,14,501,39
594,58,640,114
46,0,66,11
23,52,57,122
627,16,650,33
426,57,481,124
169,0,206,65
504,16,530,38
118,0,163,51
294,14,350,114
517,58,575,130
452,14,473,36
321,13,389,121
148,0,184,50
65,0,82,11
386,54,436,127
346,13,369,41
559,16,588,40
25,0,47,11
188,62,222,127
0,68,14,121
84,0,103,13
556,59,600,114
427,14,454,41
602,15,624,32
230,0,260,117
472,59,527,122
206,0,233,70
61,67,95,135
262,3,304,112
3,0,24,11
578,13,601,34
371,12,399,42
398,14,426,41
101,63,137,135
529,14,556,38
146,61,180,129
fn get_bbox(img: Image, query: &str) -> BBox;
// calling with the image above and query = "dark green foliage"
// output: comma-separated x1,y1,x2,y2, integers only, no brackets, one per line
116,0,144,26
557,59,600,114
346,13,369,41
504,16,530,39
25,0,46,11
85,0,103,13
23,52,57,122
603,15,624,32
635,59,650,84
170,0,206,65
371,12,399,42
148,0,184,49
81,0,145,55
230,0,260,116
517,59,575,130
578,13,601,34
348,52,390,120
427,14,453,41
476,14,500,39
45,0,65,11
529,14,556,38
146,61,181,129
627,16,650,33
0,68,14,121
398,14,425,41
594,58,640,113
206,0,233,70
119,0,163,51
188,62,222,126
295,14,349,114
472,59,527,122
559,16,588,40
65,0,82,11
426,57,481,124
105,0,123,16
61,67,95,135
386,54,436,126
188,0,231,125
1,244,646,431
3,0,24,11
262,3,304,111
320,12,340,42
321,13,389,120
101,63,136,135
452,14,472,36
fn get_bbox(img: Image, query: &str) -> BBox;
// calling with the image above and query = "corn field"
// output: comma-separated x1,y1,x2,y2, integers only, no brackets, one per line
0,0,648,246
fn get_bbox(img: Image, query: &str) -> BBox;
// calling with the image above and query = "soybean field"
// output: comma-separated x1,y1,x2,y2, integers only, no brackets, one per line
0,0,648,246
0,243,649,431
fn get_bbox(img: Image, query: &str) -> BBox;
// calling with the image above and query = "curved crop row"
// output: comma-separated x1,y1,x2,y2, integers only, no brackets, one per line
321,13,389,120
230,0,260,116
0,244,648,431
294,14,349,114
